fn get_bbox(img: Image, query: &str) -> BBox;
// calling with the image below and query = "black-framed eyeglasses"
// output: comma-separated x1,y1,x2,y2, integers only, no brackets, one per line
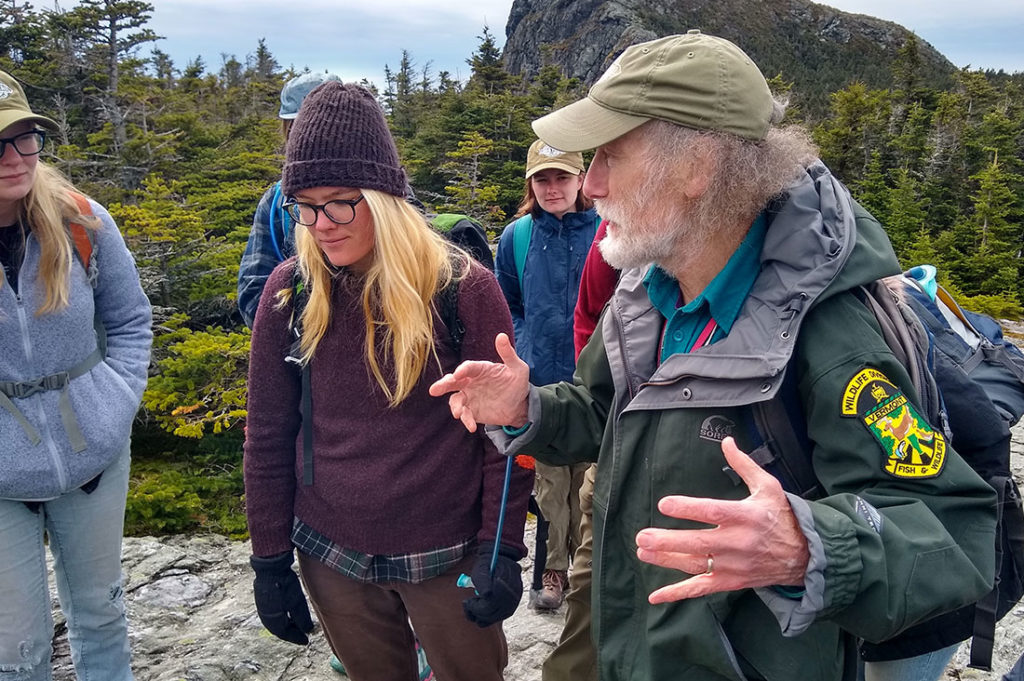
0,130,46,158
283,195,365,226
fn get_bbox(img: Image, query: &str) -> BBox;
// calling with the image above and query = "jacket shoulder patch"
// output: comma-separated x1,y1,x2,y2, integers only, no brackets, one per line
841,368,946,479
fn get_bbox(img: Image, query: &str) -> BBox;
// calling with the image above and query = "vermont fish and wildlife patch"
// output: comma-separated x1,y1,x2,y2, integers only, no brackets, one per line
842,368,946,479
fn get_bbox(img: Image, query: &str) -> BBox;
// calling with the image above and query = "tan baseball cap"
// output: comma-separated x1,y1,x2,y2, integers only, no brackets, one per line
0,71,58,134
524,139,585,179
532,30,773,152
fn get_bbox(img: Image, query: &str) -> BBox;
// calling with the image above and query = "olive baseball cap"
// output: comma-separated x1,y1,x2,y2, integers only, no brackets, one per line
0,71,58,134
524,139,585,179
532,30,773,152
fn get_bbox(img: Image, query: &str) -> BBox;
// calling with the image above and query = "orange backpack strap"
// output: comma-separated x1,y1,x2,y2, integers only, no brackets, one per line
68,191,94,273
67,192,106,355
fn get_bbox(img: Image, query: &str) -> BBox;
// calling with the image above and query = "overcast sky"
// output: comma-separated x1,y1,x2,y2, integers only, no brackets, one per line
138,0,1024,87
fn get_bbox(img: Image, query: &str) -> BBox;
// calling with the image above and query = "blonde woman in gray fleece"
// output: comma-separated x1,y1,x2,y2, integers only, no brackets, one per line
0,70,151,681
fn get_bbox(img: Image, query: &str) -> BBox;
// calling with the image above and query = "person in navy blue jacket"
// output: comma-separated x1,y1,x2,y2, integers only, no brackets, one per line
494,139,599,610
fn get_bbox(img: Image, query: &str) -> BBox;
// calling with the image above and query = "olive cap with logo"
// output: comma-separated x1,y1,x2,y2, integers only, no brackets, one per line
0,71,58,134
524,139,585,179
532,30,773,152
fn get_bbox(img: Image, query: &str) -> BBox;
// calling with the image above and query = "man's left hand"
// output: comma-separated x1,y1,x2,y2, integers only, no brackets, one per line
635,436,810,604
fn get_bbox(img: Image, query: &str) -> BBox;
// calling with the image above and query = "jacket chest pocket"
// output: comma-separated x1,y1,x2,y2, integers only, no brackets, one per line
646,408,758,508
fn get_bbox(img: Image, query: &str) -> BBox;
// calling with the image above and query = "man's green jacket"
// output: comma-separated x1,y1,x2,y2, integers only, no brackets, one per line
493,162,996,681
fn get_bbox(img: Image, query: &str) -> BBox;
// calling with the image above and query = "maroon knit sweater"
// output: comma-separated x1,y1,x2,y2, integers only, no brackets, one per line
244,259,532,558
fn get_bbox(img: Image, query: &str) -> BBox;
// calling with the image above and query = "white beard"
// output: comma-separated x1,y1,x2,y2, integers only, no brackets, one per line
594,193,708,271
596,220,674,270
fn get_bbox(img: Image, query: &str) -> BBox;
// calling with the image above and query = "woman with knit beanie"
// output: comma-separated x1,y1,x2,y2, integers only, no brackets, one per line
242,81,533,681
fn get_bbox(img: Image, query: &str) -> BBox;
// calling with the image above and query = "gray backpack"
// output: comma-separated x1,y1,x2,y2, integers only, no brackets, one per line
751,270,1024,671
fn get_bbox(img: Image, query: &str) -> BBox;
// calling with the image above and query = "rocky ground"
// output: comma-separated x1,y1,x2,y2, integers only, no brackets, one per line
48,319,1024,680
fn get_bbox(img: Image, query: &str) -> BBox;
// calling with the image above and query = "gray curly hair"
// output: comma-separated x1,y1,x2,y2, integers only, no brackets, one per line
639,97,819,236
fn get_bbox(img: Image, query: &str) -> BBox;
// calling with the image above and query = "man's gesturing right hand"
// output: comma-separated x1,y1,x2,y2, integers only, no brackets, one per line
429,332,530,432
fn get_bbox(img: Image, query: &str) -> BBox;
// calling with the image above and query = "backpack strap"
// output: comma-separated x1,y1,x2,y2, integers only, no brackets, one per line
268,181,292,263
970,474,1024,670
745,364,822,499
0,193,105,454
510,213,596,293
287,267,466,487
285,265,314,486
0,346,103,453
437,277,465,354
299,356,313,487
68,192,96,284
67,193,108,359
512,214,533,296
858,281,948,436
747,281,947,500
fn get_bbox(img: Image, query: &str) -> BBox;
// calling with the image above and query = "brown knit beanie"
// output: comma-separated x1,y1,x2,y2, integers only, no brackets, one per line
282,81,406,197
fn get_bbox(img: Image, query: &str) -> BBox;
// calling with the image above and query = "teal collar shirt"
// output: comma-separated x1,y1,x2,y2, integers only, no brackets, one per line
643,213,768,363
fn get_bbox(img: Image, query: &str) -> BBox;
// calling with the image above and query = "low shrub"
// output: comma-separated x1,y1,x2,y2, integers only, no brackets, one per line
126,427,248,539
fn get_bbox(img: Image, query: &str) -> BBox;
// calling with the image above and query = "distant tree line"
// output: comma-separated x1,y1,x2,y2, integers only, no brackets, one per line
1,0,1021,535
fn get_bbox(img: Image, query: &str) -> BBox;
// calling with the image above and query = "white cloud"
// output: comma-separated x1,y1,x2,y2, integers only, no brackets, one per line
149,0,511,34
141,0,513,85
822,0,1017,30
82,0,1024,80
822,0,1024,71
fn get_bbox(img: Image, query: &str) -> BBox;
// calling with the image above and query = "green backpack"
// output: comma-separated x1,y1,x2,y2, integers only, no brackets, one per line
431,213,493,271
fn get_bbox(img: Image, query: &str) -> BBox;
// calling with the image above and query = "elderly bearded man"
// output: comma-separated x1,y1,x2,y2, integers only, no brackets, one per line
431,30,996,681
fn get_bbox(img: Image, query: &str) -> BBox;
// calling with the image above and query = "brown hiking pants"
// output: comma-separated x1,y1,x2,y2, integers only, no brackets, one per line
298,552,508,681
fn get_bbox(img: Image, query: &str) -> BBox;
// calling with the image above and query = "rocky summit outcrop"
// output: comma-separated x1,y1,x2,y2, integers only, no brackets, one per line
502,0,956,115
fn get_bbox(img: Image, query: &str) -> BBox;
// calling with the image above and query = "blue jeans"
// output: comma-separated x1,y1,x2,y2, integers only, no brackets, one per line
861,644,959,681
0,445,133,681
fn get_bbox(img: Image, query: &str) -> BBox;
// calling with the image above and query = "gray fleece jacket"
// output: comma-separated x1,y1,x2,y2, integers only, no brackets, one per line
0,199,152,501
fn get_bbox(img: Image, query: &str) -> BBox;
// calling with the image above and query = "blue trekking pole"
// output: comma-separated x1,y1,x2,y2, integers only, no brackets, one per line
458,455,514,589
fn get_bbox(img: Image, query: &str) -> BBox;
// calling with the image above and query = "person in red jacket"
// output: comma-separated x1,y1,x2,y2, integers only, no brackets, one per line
572,220,618,361
542,219,617,681
243,81,532,681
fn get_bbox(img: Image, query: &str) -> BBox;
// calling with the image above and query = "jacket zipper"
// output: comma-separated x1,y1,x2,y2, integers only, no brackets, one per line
612,304,639,402
15,240,69,492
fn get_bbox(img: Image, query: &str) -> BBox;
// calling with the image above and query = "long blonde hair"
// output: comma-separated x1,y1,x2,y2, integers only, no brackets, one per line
1,162,100,314
280,190,468,406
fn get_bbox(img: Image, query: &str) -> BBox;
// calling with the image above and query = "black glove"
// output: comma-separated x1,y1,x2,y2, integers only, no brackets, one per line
463,541,524,627
250,551,315,645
